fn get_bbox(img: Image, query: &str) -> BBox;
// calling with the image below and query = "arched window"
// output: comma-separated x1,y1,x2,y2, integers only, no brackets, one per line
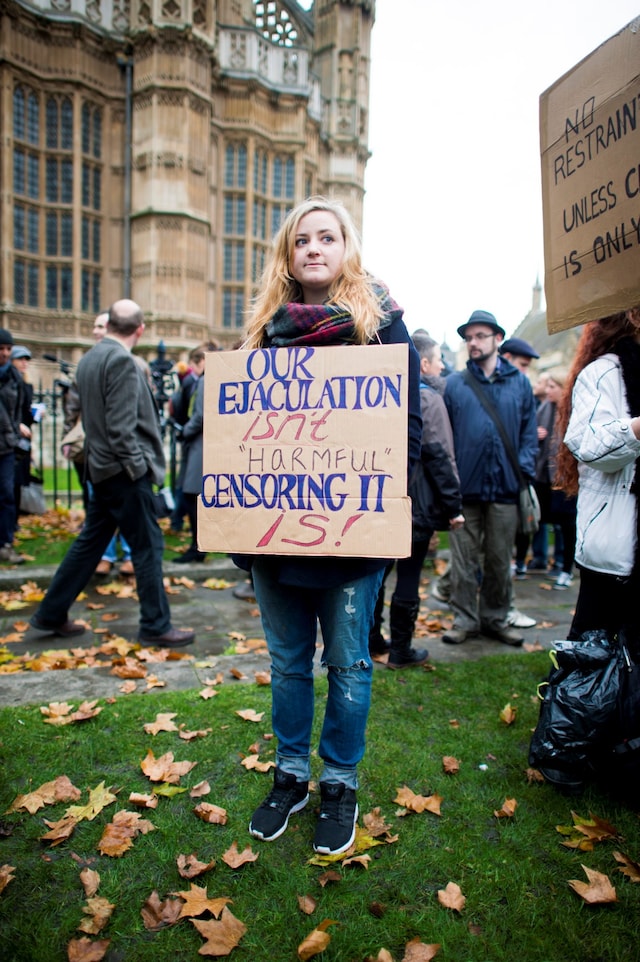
46,98,59,149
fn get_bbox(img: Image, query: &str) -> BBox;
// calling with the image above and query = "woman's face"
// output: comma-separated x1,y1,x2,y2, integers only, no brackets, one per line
422,347,444,377
545,378,563,403
290,210,346,304
12,357,29,376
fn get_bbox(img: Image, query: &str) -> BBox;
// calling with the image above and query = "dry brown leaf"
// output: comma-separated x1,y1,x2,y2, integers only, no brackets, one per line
39,701,74,721
222,841,259,868
0,864,15,894
204,673,224,686
180,726,213,741
241,754,275,773
318,870,341,887
176,853,216,879
499,702,517,725
402,938,441,961
190,781,211,798
80,868,100,898
525,767,545,783
255,670,272,685
67,937,111,961
342,853,371,868
365,950,393,962
230,667,248,680
145,674,166,689
199,687,218,700
235,708,264,722
143,712,179,735
297,919,338,960
297,894,317,915
97,810,155,857
40,815,78,846
568,865,617,904
442,756,459,774
140,749,197,784
77,896,115,934
172,883,231,920
194,802,228,825
572,812,619,843
613,850,640,882
191,906,248,956
437,881,466,912
110,658,147,679
119,681,138,694
363,807,395,839
394,785,442,816
140,890,183,930
128,792,158,809
494,798,517,818
8,775,81,814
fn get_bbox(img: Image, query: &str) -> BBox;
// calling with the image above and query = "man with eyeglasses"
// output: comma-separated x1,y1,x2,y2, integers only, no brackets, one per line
442,310,538,646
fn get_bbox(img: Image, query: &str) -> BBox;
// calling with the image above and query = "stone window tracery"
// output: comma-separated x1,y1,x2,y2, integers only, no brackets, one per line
11,85,103,313
253,1,299,47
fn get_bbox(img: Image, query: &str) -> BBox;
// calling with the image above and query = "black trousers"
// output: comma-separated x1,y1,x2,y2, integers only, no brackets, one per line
35,471,171,636
569,563,640,655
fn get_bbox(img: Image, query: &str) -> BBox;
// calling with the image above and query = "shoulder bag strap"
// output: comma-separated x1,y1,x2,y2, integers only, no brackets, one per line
462,370,526,486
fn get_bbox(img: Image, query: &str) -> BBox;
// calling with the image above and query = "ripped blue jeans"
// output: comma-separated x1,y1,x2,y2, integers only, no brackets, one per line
251,560,385,789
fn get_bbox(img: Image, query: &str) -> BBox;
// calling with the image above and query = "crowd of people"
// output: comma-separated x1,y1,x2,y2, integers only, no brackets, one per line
3,192,637,849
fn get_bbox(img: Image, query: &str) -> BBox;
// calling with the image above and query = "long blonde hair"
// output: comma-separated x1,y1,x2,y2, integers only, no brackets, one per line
244,196,384,348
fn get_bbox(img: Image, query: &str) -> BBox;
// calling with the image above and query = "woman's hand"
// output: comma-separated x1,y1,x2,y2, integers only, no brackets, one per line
449,514,465,530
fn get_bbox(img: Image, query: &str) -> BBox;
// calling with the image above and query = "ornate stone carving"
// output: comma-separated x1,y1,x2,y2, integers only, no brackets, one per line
230,32,247,68
85,0,102,24
162,0,182,20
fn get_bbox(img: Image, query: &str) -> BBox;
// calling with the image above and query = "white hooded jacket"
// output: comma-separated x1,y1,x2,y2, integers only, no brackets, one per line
564,353,640,577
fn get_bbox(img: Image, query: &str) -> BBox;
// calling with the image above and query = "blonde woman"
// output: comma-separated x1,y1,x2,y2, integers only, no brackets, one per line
239,197,421,856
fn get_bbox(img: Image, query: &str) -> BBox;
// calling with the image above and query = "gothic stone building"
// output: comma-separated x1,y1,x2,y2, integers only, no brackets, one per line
0,0,375,377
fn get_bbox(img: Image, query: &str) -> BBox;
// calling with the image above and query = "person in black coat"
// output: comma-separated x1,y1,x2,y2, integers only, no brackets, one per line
10,346,34,528
0,329,26,564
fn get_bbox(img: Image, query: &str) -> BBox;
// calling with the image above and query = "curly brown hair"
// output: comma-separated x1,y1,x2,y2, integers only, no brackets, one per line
555,311,637,495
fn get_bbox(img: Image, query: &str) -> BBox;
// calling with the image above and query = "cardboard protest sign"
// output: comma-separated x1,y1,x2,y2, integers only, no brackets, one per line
540,16,640,333
197,343,411,558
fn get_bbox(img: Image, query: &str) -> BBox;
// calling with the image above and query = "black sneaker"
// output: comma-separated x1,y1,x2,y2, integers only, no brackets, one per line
313,782,358,855
249,768,309,841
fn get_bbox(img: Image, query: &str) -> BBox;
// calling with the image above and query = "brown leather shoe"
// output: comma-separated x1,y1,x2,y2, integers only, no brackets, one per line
30,616,86,637
442,627,478,645
481,624,524,647
119,560,135,576
138,627,195,648
95,559,112,575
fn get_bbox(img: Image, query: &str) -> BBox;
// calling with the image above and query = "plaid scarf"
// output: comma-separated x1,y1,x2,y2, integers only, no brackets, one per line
263,284,401,347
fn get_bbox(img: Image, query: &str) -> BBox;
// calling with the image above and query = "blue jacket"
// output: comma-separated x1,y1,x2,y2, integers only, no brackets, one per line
444,358,537,504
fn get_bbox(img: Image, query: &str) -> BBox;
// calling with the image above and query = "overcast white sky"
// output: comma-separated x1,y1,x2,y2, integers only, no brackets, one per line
361,1,640,344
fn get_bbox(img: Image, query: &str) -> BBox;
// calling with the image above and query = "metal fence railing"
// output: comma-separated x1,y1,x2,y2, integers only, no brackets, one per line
28,353,180,509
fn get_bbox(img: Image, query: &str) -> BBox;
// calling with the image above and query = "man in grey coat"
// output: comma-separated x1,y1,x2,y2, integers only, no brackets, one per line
30,299,195,648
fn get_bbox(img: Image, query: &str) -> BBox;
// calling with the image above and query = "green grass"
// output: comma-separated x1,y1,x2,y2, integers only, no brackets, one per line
0,655,638,961
13,508,195,567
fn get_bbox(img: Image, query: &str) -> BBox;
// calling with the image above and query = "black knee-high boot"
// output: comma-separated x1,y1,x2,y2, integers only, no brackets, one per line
387,597,429,669
369,582,390,654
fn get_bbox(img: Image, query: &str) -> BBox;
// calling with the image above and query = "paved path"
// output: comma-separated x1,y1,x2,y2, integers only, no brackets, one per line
0,555,578,707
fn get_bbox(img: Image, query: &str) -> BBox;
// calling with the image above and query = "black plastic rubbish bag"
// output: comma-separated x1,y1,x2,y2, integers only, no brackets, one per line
528,631,626,793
